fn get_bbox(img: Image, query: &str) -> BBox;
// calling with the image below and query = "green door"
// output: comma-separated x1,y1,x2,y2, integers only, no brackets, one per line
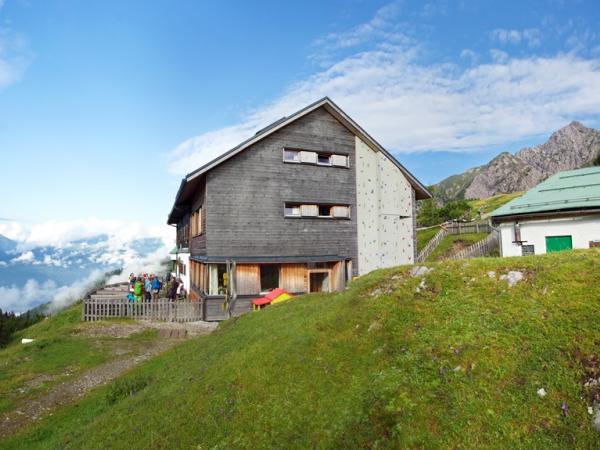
545,235,573,253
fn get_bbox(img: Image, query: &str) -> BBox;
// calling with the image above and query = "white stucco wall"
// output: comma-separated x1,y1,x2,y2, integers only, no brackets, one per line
355,137,415,275
170,251,190,292
498,214,600,256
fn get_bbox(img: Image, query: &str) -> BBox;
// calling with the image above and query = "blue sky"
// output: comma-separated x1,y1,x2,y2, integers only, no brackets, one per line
1,0,599,238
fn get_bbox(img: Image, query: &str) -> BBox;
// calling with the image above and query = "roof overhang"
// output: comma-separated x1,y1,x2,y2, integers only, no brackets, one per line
167,175,205,225
491,207,600,224
168,97,432,224
190,255,346,264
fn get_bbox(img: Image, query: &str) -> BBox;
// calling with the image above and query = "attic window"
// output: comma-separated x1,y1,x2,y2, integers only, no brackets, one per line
284,204,301,217
282,148,349,168
317,154,331,165
283,149,300,163
318,205,331,217
331,154,348,167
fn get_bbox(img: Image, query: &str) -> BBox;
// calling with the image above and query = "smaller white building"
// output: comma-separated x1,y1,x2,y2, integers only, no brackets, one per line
491,167,600,257
169,246,190,294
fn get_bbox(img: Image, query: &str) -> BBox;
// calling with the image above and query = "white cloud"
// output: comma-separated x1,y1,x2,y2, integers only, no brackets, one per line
460,49,477,64
0,270,108,313
47,269,106,313
167,45,600,174
3,218,174,271
0,218,175,313
418,2,447,18
0,218,174,311
491,28,541,48
313,1,404,51
489,48,509,63
12,250,34,263
0,279,57,313
309,1,412,65
0,23,31,89
0,218,172,250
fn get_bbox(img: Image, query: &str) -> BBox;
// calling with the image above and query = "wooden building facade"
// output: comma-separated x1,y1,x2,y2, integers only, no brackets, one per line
168,98,430,320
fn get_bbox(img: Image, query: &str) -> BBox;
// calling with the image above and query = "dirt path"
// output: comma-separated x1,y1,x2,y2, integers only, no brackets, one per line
1,321,217,437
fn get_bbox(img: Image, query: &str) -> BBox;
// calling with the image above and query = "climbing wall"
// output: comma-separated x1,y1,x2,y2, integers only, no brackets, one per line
355,137,415,275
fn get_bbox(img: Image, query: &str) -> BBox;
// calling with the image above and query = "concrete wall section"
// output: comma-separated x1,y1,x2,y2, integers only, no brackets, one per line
498,214,600,256
355,137,415,275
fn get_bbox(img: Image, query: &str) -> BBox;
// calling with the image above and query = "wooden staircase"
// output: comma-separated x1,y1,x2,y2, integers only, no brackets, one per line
87,282,129,301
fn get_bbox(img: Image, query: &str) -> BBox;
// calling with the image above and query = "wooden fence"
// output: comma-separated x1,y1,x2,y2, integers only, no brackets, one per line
449,230,500,260
83,297,202,322
445,222,492,235
416,227,449,262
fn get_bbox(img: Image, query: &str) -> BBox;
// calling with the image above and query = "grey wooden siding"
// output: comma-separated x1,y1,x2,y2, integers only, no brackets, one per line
190,235,206,255
176,213,190,249
190,179,207,257
202,295,255,321
205,107,358,272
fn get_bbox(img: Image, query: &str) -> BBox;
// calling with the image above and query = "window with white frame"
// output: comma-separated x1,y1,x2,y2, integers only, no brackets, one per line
283,149,300,162
191,207,202,236
318,205,332,217
317,154,331,166
282,148,349,168
284,204,301,217
331,154,348,167
284,203,350,219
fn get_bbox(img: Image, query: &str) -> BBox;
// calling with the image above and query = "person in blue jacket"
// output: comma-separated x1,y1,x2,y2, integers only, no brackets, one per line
144,275,152,302
151,274,161,301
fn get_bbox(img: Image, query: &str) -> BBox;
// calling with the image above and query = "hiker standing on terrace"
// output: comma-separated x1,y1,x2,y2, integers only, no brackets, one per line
168,278,179,301
144,275,152,302
129,273,135,293
151,275,161,301
177,278,186,299
134,277,143,302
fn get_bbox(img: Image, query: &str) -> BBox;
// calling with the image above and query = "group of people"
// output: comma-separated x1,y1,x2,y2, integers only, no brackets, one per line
127,273,186,302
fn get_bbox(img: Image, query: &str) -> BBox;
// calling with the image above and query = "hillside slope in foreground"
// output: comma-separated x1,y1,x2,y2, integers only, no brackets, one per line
3,250,600,449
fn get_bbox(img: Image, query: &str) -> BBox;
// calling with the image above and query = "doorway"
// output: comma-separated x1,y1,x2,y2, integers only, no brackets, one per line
260,264,280,291
545,235,573,253
309,270,330,293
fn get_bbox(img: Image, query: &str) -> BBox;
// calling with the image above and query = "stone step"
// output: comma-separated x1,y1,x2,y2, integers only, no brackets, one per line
95,290,128,296
90,293,128,300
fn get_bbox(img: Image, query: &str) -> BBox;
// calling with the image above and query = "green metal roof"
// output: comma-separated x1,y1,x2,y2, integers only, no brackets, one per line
169,246,178,255
490,166,600,218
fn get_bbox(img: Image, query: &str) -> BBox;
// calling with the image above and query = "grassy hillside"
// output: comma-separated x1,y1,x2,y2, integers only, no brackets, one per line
0,304,158,417
425,232,488,261
434,167,482,201
416,226,440,253
3,250,600,448
417,192,521,251
468,191,523,219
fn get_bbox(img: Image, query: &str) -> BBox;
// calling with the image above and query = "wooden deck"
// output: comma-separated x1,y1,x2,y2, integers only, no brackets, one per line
83,282,203,323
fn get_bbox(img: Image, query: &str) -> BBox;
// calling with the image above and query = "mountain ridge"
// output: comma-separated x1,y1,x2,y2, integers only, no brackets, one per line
435,121,600,201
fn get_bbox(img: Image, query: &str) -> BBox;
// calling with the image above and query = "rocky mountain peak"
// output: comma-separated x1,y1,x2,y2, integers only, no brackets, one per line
435,121,600,201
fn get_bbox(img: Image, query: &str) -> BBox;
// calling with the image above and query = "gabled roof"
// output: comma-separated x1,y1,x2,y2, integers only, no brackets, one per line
168,97,431,224
491,166,600,220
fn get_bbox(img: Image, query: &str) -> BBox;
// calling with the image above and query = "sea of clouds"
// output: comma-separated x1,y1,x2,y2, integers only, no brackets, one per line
0,219,173,314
